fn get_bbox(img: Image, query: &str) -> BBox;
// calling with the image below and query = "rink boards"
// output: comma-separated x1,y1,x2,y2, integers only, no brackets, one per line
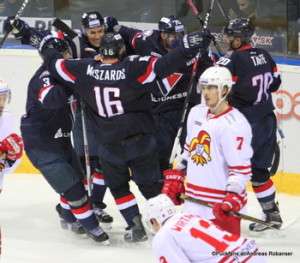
0,44,299,196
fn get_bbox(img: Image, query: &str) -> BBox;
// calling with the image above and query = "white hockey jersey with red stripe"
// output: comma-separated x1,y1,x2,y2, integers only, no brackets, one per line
152,213,266,263
178,104,253,219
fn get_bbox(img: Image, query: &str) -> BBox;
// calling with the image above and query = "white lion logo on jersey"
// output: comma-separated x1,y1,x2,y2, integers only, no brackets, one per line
188,130,212,166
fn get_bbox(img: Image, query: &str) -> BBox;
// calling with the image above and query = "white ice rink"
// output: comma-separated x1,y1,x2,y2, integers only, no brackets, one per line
1,173,300,263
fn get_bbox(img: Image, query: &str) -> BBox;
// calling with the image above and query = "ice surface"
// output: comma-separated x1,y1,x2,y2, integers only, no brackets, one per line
1,173,299,263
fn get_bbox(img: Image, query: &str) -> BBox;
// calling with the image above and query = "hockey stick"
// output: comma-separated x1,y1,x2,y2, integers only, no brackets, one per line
169,0,215,166
186,0,223,56
51,19,92,198
180,195,280,229
216,0,230,23
0,0,30,49
169,55,200,166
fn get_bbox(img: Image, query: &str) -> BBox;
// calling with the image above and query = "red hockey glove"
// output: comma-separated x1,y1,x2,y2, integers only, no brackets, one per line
0,133,24,160
161,169,185,205
213,193,244,221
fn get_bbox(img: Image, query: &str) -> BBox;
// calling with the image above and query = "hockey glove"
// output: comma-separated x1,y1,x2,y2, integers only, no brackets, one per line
29,29,53,50
104,16,119,33
161,169,185,205
0,133,24,161
213,193,244,221
3,16,30,40
180,31,214,57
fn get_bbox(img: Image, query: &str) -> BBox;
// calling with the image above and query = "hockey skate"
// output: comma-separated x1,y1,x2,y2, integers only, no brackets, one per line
87,226,110,244
249,202,283,237
93,203,113,229
124,214,148,243
56,204,86,235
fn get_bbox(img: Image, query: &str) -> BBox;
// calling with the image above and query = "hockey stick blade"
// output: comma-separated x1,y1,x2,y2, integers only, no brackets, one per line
0,0,30,49
52,18,81,58
180,195,280,230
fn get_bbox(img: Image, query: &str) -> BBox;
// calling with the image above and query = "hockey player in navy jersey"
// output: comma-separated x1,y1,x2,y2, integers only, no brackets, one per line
20,38,109,243
28,30,213,242
216,18,283,232
70,11,113,226
4,11,114,226
112,15,214,172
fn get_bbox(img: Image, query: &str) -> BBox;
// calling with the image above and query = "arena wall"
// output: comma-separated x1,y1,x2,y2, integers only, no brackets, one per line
0,46,299,196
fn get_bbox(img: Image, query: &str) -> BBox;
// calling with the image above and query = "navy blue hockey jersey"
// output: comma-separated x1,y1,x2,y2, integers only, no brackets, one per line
21,65,75,153
118,26,213,113
216,45,281,123
42,46,196,144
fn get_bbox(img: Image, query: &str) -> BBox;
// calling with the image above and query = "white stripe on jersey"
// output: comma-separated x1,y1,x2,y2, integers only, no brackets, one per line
38,85,54,103
72,209,94,220
55,59,75,83
116,198,137,211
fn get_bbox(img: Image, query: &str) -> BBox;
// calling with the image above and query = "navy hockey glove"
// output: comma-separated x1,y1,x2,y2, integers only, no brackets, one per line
180,31,214,57
104,16,119,33
3,16,30,40
29,29,54,51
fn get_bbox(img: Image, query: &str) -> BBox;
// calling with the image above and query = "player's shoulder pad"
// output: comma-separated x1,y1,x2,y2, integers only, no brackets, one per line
39,70,51,78
140,29,155,38
223,108,251,129
127,55,152,62
189,104,207,116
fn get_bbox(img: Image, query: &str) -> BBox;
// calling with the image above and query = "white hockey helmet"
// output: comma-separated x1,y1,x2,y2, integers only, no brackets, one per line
198,66,232,94
0,77,11,104
197,66,232,109
144,194,176,229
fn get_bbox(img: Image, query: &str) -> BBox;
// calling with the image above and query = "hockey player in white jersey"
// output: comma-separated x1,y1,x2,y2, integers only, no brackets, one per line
145,194,267,263
161,66,253,235
0,77,23,193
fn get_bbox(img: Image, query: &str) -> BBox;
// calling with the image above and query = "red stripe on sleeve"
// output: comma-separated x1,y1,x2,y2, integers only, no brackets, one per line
60,60,76,81
137,57,158,83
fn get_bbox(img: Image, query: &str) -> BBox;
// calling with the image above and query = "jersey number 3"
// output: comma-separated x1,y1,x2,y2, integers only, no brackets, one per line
94,86,124,117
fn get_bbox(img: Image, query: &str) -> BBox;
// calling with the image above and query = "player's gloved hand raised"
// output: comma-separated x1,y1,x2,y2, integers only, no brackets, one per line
213,193,244,221
29,29,67,54
180,31,214,57
0,133,24,161
3,16,30,40
161,169,185,205
29,28,53,50
104,16,119,33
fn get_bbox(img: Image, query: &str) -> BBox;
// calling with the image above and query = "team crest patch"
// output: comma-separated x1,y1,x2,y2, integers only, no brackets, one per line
188,130,212,166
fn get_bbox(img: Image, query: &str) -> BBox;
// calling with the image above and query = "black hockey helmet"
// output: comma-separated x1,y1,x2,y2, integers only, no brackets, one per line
81,11,104,29
39,37,70,60
223,18,255,43
158,15,185,34
100,33,125,57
